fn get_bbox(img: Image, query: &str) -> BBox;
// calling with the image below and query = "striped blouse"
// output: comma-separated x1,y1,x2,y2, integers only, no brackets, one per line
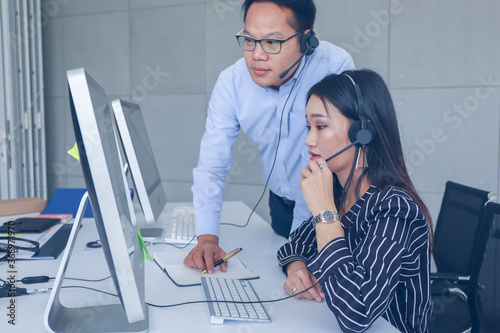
277,185,432,333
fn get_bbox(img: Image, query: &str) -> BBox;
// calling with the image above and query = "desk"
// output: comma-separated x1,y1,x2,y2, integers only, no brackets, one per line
0,201,398,332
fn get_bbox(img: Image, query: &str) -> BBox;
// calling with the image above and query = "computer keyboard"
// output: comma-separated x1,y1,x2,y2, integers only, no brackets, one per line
200,276,271,324
164,214,196,244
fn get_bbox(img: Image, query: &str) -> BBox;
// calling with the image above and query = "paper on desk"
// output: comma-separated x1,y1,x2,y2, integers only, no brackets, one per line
154,251,259,287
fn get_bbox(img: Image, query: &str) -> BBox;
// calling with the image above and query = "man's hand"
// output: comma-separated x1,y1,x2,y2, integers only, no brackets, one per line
284,261,323,302
183,234,227,274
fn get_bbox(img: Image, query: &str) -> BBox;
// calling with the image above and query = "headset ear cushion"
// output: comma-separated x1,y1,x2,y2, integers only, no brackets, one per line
348,120,376,146
300,31,319,55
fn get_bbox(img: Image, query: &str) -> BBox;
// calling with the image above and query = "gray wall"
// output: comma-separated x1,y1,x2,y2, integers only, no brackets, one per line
42,0,500,226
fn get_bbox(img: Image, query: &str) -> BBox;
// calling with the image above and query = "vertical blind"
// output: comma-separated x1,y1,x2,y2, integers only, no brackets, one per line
0,0,46,200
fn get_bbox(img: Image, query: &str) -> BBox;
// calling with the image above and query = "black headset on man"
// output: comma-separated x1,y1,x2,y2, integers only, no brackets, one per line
279,30,319,79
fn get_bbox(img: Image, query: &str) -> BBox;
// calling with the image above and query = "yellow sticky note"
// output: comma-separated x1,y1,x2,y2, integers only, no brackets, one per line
67,143,80,161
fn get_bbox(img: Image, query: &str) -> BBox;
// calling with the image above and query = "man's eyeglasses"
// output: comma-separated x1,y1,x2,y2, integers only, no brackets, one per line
235,29,301,54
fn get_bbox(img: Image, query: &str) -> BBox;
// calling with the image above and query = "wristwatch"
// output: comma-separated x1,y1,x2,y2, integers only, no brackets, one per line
311,209,340,227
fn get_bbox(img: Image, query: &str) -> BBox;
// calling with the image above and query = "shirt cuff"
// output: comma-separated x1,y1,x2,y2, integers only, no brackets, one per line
278,254,309,275
307,237,352,281
194,214,220,237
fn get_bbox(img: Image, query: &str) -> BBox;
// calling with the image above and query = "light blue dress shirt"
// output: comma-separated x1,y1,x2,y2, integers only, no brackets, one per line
192,41,355,237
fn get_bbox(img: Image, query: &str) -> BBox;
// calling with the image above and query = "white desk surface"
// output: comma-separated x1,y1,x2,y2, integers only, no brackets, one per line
0,201,399,332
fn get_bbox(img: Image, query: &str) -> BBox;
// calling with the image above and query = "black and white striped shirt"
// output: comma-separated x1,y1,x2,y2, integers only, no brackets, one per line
277,185,432,333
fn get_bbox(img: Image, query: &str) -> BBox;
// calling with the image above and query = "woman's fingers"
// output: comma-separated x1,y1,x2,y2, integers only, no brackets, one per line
284,262,323,302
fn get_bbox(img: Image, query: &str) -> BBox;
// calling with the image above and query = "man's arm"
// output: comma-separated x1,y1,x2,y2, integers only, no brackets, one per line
186,69,239,272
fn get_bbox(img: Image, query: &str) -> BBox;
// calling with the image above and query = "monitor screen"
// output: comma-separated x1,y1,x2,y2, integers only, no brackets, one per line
45,68,148,331
111,99,166,224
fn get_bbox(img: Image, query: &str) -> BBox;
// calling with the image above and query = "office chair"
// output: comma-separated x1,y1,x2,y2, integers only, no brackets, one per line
428,181,496,333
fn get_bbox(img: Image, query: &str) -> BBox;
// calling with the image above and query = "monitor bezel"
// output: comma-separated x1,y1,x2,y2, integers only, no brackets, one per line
111,99,166,224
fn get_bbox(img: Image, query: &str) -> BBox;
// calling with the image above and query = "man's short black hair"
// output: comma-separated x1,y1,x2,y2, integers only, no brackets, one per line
242,0,317,32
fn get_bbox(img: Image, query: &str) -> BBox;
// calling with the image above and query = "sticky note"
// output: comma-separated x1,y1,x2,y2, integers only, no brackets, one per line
137,229,152,262
67,143,80,161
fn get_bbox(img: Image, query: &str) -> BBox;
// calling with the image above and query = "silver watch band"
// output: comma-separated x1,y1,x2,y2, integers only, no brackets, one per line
312,209,340,227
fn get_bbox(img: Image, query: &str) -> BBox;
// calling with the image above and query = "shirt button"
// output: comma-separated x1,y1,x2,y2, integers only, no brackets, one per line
280,97,285,102
278,165,283,169
318,269,322,273
283,184,288,188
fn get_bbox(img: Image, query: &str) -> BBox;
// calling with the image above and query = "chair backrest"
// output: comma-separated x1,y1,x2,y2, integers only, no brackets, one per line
468,201,498,332
433,181,492,276
469,201,498,287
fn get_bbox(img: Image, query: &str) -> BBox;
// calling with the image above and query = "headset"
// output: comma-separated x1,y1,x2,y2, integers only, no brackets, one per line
300,30,319,55
325,73,377,162
344,73,376,147
279,30,319,78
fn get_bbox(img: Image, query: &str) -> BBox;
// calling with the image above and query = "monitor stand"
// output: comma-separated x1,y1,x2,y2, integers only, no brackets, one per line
44,191,149,333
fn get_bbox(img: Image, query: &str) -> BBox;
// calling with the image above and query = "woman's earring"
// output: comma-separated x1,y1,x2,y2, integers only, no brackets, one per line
356,147,368,170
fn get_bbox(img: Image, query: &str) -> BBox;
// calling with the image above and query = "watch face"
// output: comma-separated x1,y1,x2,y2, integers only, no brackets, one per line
323,210,335,223
312,210,339,227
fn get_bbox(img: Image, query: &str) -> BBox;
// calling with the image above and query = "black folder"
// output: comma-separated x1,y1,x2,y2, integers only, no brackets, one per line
0,217,60,233
31,223,73,259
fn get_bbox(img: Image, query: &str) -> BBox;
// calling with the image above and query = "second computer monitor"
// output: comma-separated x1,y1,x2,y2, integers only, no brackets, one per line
111,99,167,224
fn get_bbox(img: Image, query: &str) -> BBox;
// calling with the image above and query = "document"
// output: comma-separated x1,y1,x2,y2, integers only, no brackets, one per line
154,251,259,287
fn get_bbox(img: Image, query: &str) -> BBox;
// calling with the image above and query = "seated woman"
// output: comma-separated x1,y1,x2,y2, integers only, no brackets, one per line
277,69,433,333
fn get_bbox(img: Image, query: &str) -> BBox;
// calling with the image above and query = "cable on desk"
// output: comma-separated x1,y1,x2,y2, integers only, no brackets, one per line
0,279,48,298
4,273,322,307
86,234,198,250
61,285,118,298
147,235,198,249
34,282,318,308
86,240,101,248
3,269,322,307
13,275,112,284
147,281,322,308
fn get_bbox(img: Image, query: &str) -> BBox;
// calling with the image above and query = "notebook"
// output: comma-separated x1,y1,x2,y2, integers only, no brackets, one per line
154,251,259,287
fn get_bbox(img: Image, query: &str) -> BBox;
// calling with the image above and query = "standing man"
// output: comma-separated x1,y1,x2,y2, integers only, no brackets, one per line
185,0,354,273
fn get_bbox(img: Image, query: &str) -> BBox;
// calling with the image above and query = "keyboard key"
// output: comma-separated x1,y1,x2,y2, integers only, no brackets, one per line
165,214,196,244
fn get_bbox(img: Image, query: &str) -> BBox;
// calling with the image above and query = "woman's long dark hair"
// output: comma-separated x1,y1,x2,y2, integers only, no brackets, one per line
307,69,433,240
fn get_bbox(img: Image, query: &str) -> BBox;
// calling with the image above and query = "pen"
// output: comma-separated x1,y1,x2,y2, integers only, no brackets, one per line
200,248,242,275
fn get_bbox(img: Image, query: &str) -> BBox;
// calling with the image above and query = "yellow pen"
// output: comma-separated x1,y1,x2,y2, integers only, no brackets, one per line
200,248,242,275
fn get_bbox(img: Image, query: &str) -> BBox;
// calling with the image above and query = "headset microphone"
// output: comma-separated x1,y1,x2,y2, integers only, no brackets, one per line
279,31,319,79
279,53,305,79
325,141,358,162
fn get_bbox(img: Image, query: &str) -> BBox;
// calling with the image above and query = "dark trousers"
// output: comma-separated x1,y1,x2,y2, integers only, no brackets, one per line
269,190,295,238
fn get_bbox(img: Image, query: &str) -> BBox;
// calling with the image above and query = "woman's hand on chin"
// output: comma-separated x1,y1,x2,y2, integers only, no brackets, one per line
300,158,335,216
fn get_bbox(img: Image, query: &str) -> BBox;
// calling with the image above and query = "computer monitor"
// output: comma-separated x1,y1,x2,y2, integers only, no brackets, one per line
111,99,167,224
44,68,148,332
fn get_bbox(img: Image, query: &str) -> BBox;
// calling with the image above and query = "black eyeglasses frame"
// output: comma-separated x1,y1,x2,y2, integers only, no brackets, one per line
235,29,302,54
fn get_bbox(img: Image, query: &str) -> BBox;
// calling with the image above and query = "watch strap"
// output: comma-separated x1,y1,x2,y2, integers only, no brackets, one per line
312,209,340,227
